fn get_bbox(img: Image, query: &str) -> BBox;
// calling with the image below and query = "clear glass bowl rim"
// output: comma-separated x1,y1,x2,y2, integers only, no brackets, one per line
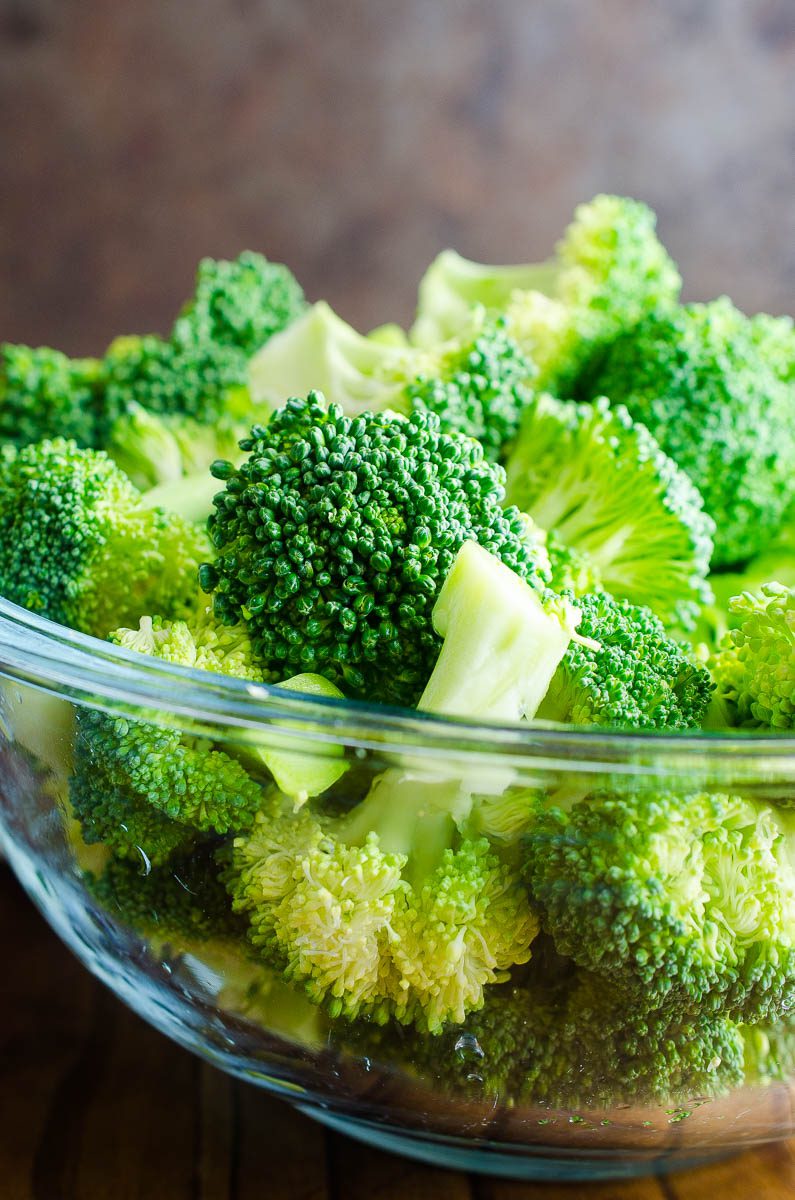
1,596,794,773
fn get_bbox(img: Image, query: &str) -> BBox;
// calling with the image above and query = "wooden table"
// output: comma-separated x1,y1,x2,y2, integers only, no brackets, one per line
2,868,794,1199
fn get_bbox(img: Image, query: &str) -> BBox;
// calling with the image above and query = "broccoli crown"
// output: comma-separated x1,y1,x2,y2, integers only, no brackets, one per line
173,251,307,357
711,583,795,731
422,969,746,1110
404,319,535,460
411,195,681,392
249,302,534,461
748,312,795,384
586,299,795,566
0,438,207,637
553,193,681,329
70,705,268,866
102,334,249,425
202,393,547,707
505,394,715,629
523,788,795,1023
536,591,713,730
111,609,267,682
0,344,105,448
86,846,242,943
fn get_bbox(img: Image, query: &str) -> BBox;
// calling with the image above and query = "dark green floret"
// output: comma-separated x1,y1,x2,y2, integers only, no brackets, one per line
173,250,307,357
504,393,715,629
420,969,745,1109
536,591,713,730
523,788,795,1023
585,298,795,566
0,438,208,637
70,706,268,867
202,392,549,706
86,847,242,942
0,344,106,448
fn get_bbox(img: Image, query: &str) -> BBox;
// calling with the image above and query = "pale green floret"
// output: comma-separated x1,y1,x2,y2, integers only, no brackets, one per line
105,399,248,491
524,789,795,1023
0,438,208,637
223,541,574,1030
504,393,715,629
411,195,681,392
711,583,795,731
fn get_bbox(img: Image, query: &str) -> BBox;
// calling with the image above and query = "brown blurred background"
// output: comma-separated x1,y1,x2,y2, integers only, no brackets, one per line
2,0,795,355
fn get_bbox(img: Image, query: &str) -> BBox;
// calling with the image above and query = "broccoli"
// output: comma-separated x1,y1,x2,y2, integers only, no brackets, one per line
417,969,746,1109
742,1017,795,1086
524,788,795,1023
411,194,681,392
504,393,715,629
0,439,208,637
222,540,582,1031
172,250,307,356
249,302,535,461
111,610,349,805
690,538,795,653
536,591,713,730
584,298,795,567
710,583,795,731
85,846,242,943
70,704,268,867
0,344,106,448
202,393,553,707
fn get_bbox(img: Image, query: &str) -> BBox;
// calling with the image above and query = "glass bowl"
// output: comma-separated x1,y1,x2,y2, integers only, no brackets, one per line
1,596,794,1184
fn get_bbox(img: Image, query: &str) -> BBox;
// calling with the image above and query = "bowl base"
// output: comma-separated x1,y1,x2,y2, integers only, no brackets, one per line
299,1104,736,1182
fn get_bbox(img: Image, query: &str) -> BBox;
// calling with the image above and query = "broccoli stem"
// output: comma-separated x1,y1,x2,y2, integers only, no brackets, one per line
142,470,222,524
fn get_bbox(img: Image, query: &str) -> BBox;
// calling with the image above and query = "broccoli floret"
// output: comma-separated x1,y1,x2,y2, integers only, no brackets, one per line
70,704,268,866
536,591,713,730
585,298,795,567
411,195,681,392
0,344,106,448
504,394,715,629
201,393,552,707
172,251,307,357
102,334,249,425
691,538,795,652
710,583,795,731
249,303,535,461
222,541,583,1031
422,969,745,1109
524,788,795,1023
86,846,242,942
0,439,208,637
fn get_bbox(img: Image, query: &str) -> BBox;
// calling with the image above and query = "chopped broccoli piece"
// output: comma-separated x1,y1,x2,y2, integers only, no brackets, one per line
222,541,584,1030
102,333,250,426
202,393,551,707
536,591,713,730
504,393,715,629
172,251,307,357
524,788,795,1023
86,847,242,942
419,968,746,1109
0,344,106,448
249,302,535,461
70,703,269,867
710,583,795,731
585,298,795,567
412,195,681,392
0,438,208,637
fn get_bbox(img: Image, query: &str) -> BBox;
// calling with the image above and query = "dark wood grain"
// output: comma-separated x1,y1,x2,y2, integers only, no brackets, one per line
1,866,794,1198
